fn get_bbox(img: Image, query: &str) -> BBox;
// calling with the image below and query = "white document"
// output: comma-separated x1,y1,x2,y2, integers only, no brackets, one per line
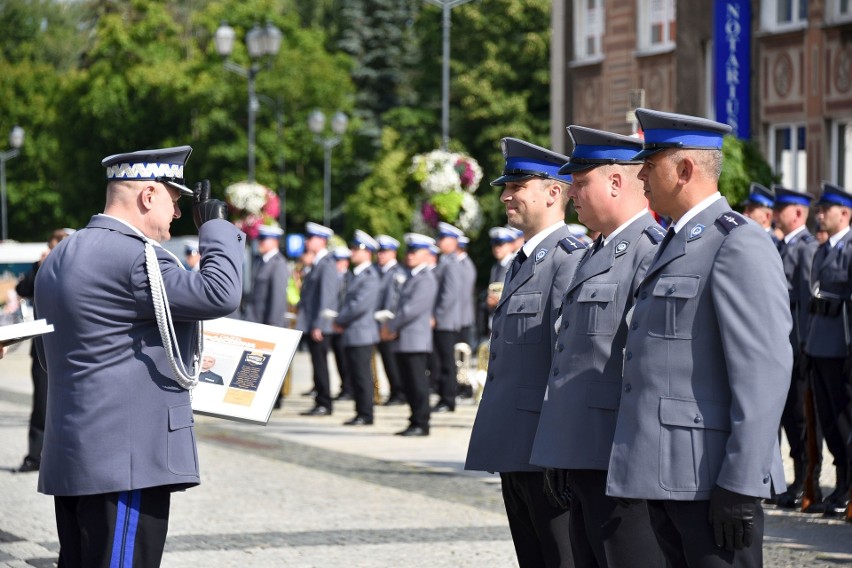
0,319,54,347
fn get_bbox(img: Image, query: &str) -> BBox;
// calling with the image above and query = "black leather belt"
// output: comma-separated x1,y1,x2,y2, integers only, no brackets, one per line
809,297,845,317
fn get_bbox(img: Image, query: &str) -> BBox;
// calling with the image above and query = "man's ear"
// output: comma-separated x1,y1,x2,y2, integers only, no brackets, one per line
139,184,157,211
546,181,562,206
677,156,695,185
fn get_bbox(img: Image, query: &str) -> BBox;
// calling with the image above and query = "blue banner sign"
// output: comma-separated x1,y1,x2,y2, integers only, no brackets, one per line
714,0,750,139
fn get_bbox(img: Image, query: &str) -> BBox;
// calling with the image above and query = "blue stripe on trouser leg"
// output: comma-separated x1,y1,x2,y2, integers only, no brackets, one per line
109,490,141,568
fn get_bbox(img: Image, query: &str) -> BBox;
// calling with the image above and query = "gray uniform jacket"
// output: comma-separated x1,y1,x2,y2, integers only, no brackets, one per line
465,226,586,473
531,214,663,470
387,266,437,353
458,253,477,329
606,199,792,501
433,254,463,331
245,251,289,327
379,261,407,313
489,258,510,286
34,216,244,496
297,251,339,334
804,231,852,358
779,230,818,354
335,264,381,347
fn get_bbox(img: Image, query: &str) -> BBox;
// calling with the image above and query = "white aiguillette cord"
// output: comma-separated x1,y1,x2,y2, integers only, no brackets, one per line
143,239,201,391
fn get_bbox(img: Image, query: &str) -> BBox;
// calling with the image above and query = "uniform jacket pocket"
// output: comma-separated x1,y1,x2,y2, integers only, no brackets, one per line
167,404,198,476
648,275,700,339
576,283,618,335
504,292,543,344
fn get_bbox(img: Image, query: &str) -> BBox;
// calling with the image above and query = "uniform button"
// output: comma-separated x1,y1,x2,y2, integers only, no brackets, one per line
624,384,632,393
493,331,499,339
563,319,569,329
625,351,632,360
553,368,559,376
667,286,676,295
491,352,497,360
590,291,597,298
518,304,525,311
558,344,564,352
693,415,702,424
487,373,494,382
762,475,770,484
631,321,639,330
640,291,648,300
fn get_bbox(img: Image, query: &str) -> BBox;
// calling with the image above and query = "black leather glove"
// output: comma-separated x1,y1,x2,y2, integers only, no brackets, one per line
543,468,572,510
192,179,228,229
708,486,760,552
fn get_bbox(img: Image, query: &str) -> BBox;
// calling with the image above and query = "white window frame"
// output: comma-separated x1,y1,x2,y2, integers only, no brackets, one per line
760,0,809,32
830,120,852,188
768,123,807,191
826,0,852,23
636,0,676,55
573,0,605,63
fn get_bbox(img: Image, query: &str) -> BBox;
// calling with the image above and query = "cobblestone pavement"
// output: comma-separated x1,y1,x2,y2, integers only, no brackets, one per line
1,340,850,567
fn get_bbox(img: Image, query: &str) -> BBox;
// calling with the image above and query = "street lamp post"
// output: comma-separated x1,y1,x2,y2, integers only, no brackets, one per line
308,110,349,227
422,0,474,151
214,22,282,187
0,126,24,242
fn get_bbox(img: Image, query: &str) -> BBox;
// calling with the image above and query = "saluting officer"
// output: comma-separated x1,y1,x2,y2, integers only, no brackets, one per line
740,182,778,242
374,234,408,406
530,126,665,568
297,222,339,417
432,222,465,413
606,109,792,566
334,231,381,426
384,233,439,436
466,137,586,568
35,146,244,565
772,185,821,510
803,182,852,518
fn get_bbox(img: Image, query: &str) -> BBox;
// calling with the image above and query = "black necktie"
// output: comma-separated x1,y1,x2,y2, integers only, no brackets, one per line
658,228,675,253
777,239,787,255
510,250,528,279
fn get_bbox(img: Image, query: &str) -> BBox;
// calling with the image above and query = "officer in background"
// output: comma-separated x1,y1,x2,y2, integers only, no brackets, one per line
772,185,822,510
466,137,586,568
606,110,792,566
244,225,289,328
803,182,852,518
432,222,464,413
456,235,477,348
374,234,408,406
740,182,778,242
483,226,517,335
334,231,381,426
34,146,243,565
531,126,665,568
383,233,438,436
184,239,200,271
297,222,338,417
330,247,353,402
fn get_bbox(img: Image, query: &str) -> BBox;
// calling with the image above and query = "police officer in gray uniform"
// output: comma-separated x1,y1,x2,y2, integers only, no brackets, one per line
456,234,477,346
530,126,665,568
432,222,465,412
740,182,778,242
384,233,439,436
466,137,585,568
244,224,289,327
334,230,381,426
772,185,821,510
297,222,339,416
606,110,792,567
34,146,244,566
804,182,852,517
374,234,408,405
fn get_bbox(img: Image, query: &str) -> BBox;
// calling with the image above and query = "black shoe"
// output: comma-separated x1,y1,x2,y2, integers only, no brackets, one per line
343,416,373,426
776,483,805,509
821,489,851,518
300,406,332,417
432,403,454,413
15,457,39,473
334,392,354,401
395,426,429,437
383,397,407,406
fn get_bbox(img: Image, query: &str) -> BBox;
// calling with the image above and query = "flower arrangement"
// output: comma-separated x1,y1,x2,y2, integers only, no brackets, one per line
224,181,280,240
409,150,484,236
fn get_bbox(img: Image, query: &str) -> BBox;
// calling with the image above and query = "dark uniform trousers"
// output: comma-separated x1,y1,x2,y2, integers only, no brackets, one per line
500,471,573,568
378,340,405,402
308,335,332,411
780,354,822,485
433,330,460,409
567,470,665,568
646,499,764,568
330,333,351,397
395,352,430,430
27,354,48,464
55,486,171,568
345,345,375,421
810,357,851,484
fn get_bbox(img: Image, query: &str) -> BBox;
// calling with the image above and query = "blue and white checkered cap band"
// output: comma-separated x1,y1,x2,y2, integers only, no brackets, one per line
642,128,724,150
106,162,184,181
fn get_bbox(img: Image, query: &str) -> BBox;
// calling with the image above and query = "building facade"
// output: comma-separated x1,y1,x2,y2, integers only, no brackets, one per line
551,0,852,194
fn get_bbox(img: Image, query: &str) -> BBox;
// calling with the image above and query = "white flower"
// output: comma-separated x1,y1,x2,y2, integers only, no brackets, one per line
225,182,268,215
457,192,483,234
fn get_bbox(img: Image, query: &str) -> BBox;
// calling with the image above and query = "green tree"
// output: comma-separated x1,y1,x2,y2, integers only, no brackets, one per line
719,135,779,207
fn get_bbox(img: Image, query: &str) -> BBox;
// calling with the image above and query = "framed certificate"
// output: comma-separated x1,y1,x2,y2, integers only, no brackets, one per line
191,317,302,425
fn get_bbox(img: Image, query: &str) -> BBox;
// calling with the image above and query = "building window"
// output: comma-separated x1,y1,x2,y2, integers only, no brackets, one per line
637,0,676,53
761,0,808,30
574,0,604,61
770,124,807,190
828,0,852,22
831,121,852,188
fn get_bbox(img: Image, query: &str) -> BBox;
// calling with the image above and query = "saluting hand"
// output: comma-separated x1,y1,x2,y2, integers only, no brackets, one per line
192,180,228,229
